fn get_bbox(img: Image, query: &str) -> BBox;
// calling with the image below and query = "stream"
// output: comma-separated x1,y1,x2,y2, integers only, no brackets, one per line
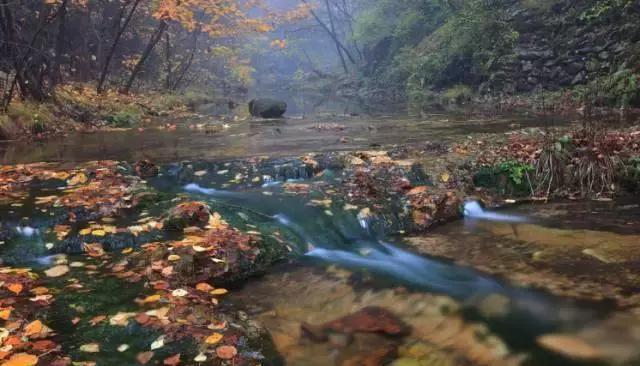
1,113,639,366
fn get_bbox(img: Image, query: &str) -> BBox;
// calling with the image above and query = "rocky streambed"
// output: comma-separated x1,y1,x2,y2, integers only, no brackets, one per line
2,112,640,366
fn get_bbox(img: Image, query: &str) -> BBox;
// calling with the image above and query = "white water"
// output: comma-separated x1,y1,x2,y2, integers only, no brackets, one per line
463,201,526,223
15,225,38,237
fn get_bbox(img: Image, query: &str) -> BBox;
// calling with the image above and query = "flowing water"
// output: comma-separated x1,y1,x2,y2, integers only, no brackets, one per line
0,112,565,164
1,113,639,366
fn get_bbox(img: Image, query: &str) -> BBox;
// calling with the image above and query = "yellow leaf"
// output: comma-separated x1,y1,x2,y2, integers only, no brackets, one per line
67,172,88,186
141,295,161,304
79,228,92,235
122,248,133,254
91,230,106,237
204,332,223,344
167,255,180,261
210,289,228,296
2,353,38,366
440,173,450,183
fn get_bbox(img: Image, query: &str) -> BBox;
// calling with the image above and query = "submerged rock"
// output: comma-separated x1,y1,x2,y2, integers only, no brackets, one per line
248,98,287,118
302,306,409,342
134,159,159,178
163,201,212,231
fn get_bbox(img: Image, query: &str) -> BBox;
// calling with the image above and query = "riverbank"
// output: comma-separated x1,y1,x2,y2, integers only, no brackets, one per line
0,84,226,141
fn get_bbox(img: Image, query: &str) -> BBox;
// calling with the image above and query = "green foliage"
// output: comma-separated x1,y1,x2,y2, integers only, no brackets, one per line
574,67,640,107
620,157,640,192
353,0,449,89
474,160,534,196
106,110,140,128
4,101,54,135
0,114,17,140
413,0,517,86
520,0,557,11
499,161,535,186
443,84,473,104
580,0,635,21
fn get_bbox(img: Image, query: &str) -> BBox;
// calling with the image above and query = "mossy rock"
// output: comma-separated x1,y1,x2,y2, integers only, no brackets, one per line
163,201,212,231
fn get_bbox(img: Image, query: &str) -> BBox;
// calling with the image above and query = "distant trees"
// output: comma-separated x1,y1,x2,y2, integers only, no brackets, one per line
0,0,309,109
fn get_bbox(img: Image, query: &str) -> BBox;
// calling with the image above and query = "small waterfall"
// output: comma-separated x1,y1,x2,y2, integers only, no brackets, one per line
463,201,526,223
184,183,236,196
16,225,39,238
306,242,503,299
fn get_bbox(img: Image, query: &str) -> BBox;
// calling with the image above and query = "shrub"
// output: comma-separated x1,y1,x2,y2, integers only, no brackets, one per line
474,160,534,196
443,84,473,105
621,157,640,192
5,101,54,135
106,110,140,128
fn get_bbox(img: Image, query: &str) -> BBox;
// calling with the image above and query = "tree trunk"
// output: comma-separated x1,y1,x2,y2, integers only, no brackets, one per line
122,20,167,94
302,0,356,65
97,0,141,94
324,0,348,74
164,33,172,90
52,0,69,84
171,31,198,91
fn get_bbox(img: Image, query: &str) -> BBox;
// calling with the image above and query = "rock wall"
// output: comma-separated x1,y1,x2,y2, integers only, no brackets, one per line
484,1,640,94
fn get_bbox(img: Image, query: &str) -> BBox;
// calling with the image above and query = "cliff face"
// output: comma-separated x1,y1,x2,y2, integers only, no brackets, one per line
484,1,640,95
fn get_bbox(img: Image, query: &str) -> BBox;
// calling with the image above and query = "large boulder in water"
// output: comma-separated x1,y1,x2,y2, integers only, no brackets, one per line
249,98,287,118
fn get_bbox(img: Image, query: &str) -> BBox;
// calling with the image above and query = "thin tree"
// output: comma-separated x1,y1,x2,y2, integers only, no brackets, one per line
97,0,142,94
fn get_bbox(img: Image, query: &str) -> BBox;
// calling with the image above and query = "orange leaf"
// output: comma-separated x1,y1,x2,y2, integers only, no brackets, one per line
7,283,23,295
23,320,51,338
2,353,38,366
0,307,12,320
195,283,213,292
216,345,237,360
163,353,180,366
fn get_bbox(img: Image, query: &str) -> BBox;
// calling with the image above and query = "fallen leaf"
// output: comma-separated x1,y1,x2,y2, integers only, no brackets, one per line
194,353,207,362
195,283,213,292
141,295,162,304
82,242,105,257
79,343,100,353
24,320,52,338
210,289,228,296
109,312,136,326
88,315,107,326
137,351,154,364
0,308,12,320
91,229,106,237
204,333,223,345
117,344,129,352
171,289,188,297
163,353,180,366
7,283,23,295
44,265,70,278
150,335,165,350
216,345,237,360
538,334,602,360
2,353,38,366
